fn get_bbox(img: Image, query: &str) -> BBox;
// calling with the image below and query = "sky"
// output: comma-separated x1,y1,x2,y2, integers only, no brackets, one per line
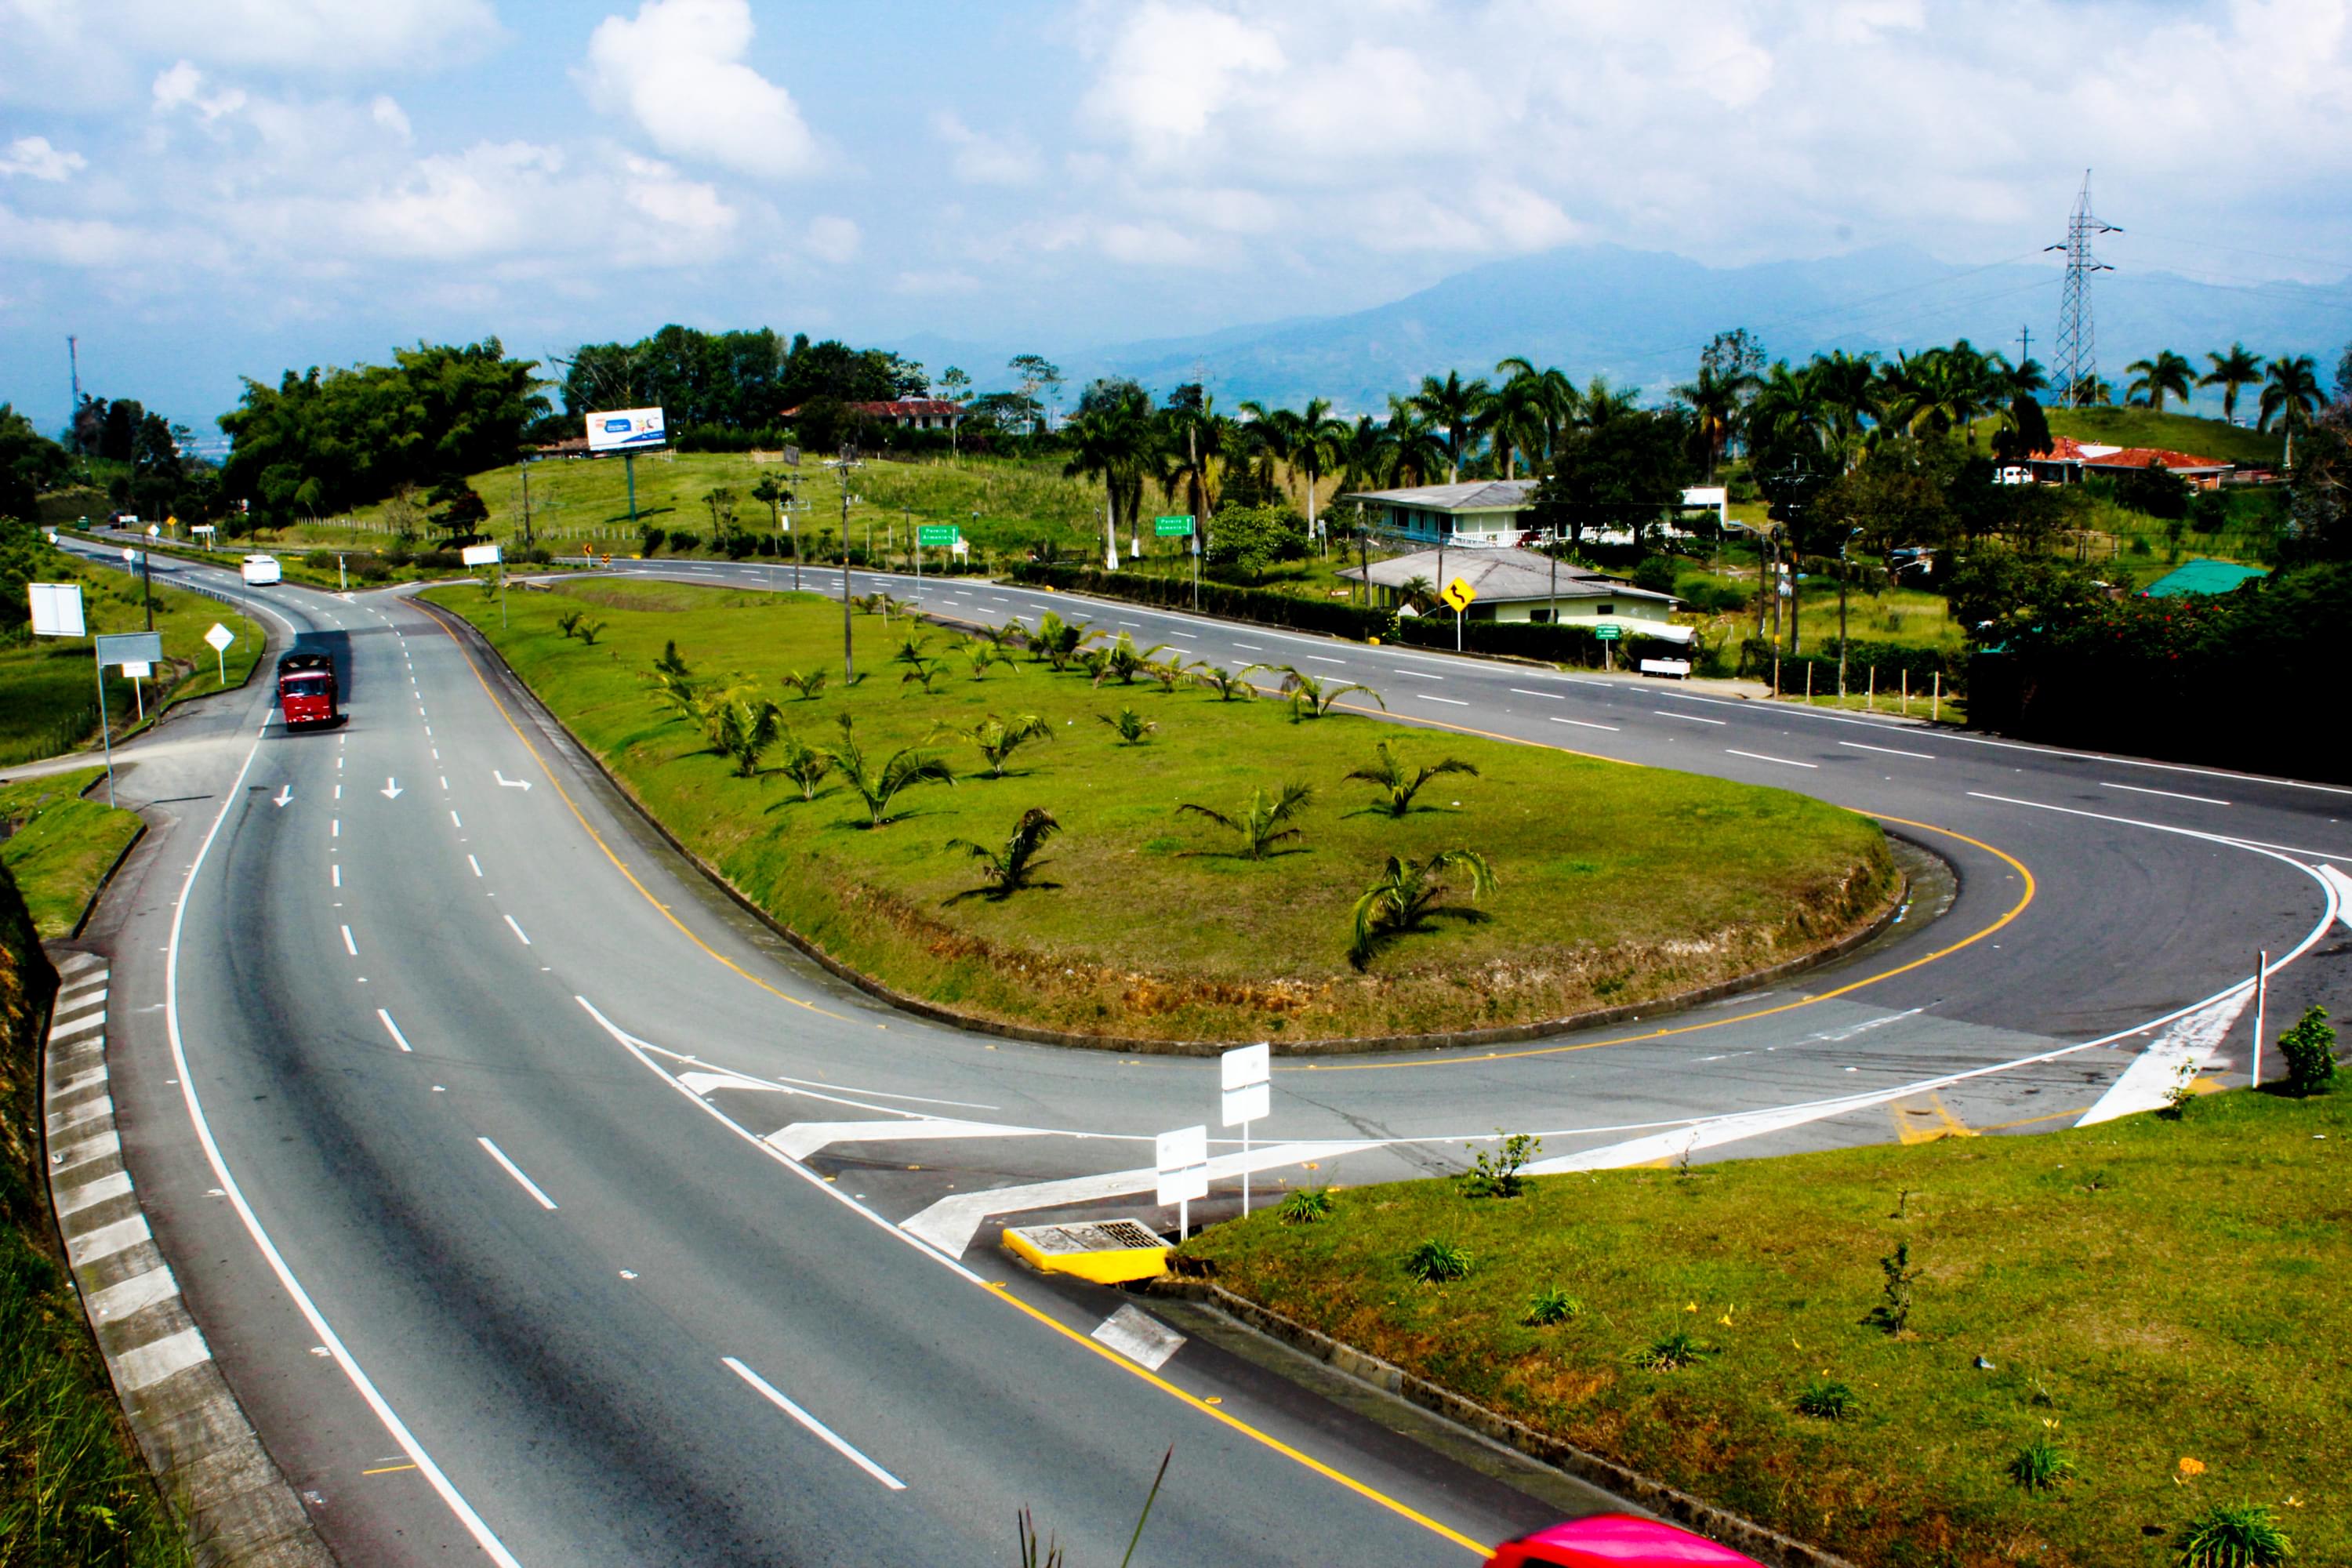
5,0,2352,441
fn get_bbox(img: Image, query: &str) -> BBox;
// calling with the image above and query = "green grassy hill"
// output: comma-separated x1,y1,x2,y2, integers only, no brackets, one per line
2042,406,2282,467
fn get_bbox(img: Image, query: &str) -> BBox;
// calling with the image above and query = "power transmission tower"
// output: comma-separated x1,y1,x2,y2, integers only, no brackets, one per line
2045,171,2120,408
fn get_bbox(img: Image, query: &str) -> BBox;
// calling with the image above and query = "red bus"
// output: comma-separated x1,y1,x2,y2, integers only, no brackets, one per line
276,649,339,728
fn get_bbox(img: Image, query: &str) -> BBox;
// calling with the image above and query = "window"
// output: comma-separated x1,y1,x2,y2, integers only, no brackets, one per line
1597,603,1613,614
1530,608,1553,624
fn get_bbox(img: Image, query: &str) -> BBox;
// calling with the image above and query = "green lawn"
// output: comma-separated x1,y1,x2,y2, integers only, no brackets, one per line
0,769,143,938
2044,406,2284,469
1183,1084,2350,1567
0,549,265,767
426,578,1893,1041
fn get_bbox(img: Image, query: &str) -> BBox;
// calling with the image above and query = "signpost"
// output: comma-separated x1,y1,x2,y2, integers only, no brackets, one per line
92,631,162,806
205,621,234,685
586,407,668,528
1441,575,1475,650
915,524,958,591
1594,620,1620,672
463,543,506,626
28,582,85,638
1221,1043,1271,1217
1156,515,1198,608
1155,1125,1210,1240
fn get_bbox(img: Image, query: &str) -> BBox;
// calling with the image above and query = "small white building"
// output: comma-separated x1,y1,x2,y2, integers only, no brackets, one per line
1338,546,1689,642
1340,481,1732,547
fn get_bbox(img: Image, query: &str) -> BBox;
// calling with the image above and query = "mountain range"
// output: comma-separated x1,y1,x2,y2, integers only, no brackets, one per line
897,243,2352,418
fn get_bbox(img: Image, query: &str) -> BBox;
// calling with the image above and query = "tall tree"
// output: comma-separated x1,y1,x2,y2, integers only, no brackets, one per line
1492,357,1580,474
2260,354,2323,466
2199,343,2264,425
1062,379,1160,549
1675,364,1757,481
1406,371,1491,481
2125,350,2194,412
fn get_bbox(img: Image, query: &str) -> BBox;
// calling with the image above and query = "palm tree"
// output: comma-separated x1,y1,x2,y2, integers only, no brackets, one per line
2125,350,2194,412
1334,413,1399,495
958,713,1053,777
1061,381,1161,549
645,640,702,724
1382,396,1453,487
1029,611,1101,671
1144,656,1205,694
772,728,834,800
1674,364,1755,481
1494,357,1580,471
705,695,782,778
1098,706,1156,744
1196,662,1267,702
778,667,829,702
1089,632,1170,687
1348,849,1497,969
831,713,954,826
2200,343,2264,426
943,808,1062,902
2259,354,2322,466
1177,782,1312,859
1345,739,1478,818
1275,667,1384,722
963,643,1011,681
1290,398,1346,543
1406,371,1492,481
1806,350,1882,447
1157,393,1234,524
1577,376,1638,427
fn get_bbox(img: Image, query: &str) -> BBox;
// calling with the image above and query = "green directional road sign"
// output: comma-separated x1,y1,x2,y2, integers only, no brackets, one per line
1154,514,1196,537
1592,623,1621,641
917,524,960,547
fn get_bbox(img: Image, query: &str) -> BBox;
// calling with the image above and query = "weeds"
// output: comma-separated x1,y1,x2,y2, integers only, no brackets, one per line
1405,1238,1473,1283
2007,1435,2076,1492
2176,1502,2292,1567
1637,1330,1708,1371
1795,1379,1857,1421
1277,1188,1334,1225
1458,1132,1541,1199
1522,1286,1582,1326
1868,1240,1919,1334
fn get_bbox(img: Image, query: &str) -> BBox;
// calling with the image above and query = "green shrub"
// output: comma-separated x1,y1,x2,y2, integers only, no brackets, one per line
1521,1285,1581,1326
1276,1187,1333,1225
2007,1435,2076,1491
1795,1379,1856,1420
2278,1006,2336,1096
1632,556,1680,594
1404,1238,1472,1283
2176,1501,2292,1567
1637,1329,1707,1370
1458,1131,1540,1199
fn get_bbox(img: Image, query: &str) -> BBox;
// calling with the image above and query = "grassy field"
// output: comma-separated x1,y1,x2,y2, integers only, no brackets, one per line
1183,1083,2350,1567
0,549,265,767
426,578,1894,1041
0,859,189,1566
303,450,1116,564
0,769,144,938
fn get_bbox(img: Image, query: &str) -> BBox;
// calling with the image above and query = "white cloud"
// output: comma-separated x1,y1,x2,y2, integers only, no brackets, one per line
371,96,413,141
580,0,818,180
895,268,979,296
0,136,85,182
1080,2,1284,151
934,113,1040,187
804,214,860,263
117,0,499,71
151,62,248,122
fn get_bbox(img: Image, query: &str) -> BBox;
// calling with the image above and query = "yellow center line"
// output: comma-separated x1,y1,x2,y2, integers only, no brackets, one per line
984,1282,1491,1557
416,599,851,1022
361,1463,419,1476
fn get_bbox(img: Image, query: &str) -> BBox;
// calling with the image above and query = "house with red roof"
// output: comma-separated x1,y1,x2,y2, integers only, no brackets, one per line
2009,437,2234,489
779,398,964,431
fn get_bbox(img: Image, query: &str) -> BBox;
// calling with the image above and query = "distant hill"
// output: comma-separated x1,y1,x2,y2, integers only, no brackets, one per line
2043,407,2283,468
1030,243,2352,416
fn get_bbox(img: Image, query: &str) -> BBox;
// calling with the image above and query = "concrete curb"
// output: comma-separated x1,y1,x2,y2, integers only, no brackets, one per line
39,945,335,1568
1149,1276,1853,1568
416,595,1919,1059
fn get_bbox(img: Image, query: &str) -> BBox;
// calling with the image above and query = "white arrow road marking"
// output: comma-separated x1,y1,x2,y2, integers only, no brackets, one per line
494,771,532,791
2075,989,2251,1127
900,1140,1376,1258
272,786,292,807
380,779,402,800
2325,864,2352,925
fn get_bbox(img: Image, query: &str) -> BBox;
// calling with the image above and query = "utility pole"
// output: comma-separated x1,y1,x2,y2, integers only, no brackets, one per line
2016,324,2032,369
827,444,862,681
1837,529,1859,699
520,465,534,548
67,335,82,456
2045,171,2120,408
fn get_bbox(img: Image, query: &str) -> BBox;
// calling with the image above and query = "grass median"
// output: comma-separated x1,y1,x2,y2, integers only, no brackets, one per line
1181,1086,2348,1566
425,576,1893,1042
0,769,144,938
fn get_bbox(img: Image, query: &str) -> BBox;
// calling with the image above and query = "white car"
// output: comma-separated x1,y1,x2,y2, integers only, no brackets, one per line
241,554,283,585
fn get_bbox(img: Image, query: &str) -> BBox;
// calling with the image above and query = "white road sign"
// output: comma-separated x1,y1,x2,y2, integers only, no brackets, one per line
461,543,503,566
1155,1125,1209,1207
205,622,234,652
28,582,85,637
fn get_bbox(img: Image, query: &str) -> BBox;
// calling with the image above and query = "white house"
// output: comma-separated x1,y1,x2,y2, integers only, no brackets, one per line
1338,481,1732,547
1338,546,1690,642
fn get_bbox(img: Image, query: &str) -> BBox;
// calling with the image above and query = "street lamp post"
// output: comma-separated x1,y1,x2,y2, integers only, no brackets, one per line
1837,526,1864,700
826,444,863,681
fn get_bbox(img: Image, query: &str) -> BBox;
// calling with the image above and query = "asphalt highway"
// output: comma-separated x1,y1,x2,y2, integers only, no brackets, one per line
39,538,2352,1566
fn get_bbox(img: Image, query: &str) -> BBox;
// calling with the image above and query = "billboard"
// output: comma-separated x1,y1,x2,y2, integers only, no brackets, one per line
586,407,668,453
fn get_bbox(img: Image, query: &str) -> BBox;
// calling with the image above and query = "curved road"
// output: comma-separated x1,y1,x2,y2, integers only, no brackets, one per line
41,538,2352,1566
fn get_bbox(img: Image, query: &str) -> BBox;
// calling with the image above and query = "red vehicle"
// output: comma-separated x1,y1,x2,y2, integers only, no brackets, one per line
1483,1515,1766,1568
276,648,339,728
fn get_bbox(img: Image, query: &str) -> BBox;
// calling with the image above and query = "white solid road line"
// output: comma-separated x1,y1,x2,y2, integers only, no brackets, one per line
1839,740,1936,760
503,914,532,946
1658,710,1725,725
377,1010,413,1053
340,924,358,956
1552,717,1621,731
476,1138,558,1210
722,1357,906,1490
164,712,523,1566
2102,781,2230,807
1726,749,1819,769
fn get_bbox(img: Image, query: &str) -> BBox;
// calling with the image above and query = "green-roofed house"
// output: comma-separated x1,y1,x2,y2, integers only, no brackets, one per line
2140,559,2270,599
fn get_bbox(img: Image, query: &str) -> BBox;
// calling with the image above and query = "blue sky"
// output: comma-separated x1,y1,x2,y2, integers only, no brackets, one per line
5,0,2351,441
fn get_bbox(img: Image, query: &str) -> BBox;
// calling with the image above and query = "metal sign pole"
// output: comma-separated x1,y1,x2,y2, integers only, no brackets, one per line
2252,951,2268,1087
93,646,114,806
